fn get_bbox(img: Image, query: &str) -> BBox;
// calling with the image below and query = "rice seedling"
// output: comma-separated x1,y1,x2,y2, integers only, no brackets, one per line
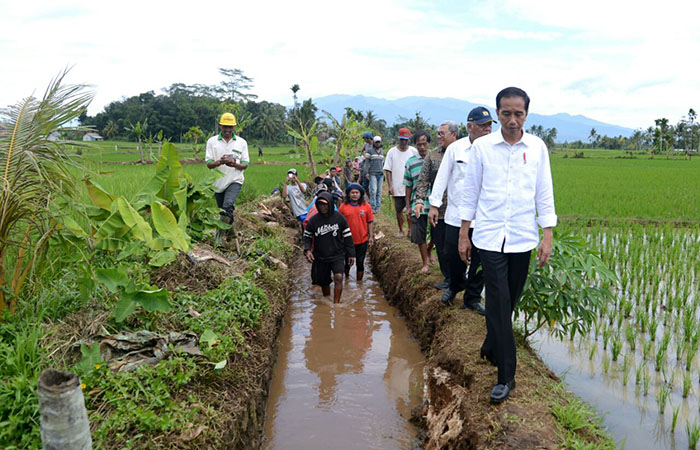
602,355,610,374
643,339,653,361
625,324,637,351
611,334,622,361
683,372,693,398
588,343,597,361
687,421,700,449
643,368,651,396
622,354,631,386
654,346,666,372
656,383,671,414
635,364,643,386
648,316,659,340
671,405,680,432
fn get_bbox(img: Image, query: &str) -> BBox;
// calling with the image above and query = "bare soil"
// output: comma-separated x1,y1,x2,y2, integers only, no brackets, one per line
369,217,608,449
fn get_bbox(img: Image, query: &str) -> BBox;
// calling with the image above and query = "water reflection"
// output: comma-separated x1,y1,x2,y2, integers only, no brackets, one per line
263,259,425,449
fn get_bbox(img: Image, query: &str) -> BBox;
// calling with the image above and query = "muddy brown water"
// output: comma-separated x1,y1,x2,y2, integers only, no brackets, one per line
262,258,425,449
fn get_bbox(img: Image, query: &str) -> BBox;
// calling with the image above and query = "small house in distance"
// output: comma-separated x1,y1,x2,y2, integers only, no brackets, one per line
82,132,104,141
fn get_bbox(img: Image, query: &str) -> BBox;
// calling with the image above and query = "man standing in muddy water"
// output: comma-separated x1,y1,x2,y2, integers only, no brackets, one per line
458,87,556,404
205,113,249,244
303,191,356,304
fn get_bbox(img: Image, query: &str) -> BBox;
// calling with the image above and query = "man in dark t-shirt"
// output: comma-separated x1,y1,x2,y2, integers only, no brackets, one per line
303,192,356,303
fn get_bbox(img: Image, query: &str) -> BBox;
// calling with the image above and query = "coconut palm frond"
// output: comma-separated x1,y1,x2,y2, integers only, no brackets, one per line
0,69,94,315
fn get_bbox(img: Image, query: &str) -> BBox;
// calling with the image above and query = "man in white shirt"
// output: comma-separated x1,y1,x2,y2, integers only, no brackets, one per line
383,127,418,237
205,113,249,238
458,87,556,404
421,108,495,314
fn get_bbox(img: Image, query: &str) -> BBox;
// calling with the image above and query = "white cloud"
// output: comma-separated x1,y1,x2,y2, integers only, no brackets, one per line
0,0,698,129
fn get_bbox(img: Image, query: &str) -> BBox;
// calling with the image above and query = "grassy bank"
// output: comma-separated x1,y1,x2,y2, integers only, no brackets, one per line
0,193,298,449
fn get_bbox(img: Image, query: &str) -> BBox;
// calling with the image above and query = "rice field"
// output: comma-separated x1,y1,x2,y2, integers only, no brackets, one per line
69,140,700,447
537,221,700,448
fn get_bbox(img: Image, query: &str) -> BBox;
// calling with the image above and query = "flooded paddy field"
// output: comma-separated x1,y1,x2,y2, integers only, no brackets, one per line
534,222,700,449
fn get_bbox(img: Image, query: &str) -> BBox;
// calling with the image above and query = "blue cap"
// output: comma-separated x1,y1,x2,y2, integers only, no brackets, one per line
467,107,496,125
362,131,374,139
346,183,365,194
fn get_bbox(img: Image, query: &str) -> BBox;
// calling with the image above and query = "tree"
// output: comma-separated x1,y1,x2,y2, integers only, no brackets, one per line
286,117,319,178
588,128,598,148
184,126,203,159
102,120,118,139
217,68,258,102
0,70,93,317
653,118,673,157
290,84,300,110
324,111,366,166
126,119,148,163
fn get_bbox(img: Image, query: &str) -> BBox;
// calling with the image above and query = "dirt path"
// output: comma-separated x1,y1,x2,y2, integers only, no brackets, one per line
368,217,614,449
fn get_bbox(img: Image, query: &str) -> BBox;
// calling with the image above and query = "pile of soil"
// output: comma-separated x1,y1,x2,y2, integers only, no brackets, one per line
369,217,607,449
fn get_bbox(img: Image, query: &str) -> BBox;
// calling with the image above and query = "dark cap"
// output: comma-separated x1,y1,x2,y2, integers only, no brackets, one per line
468,107,497,125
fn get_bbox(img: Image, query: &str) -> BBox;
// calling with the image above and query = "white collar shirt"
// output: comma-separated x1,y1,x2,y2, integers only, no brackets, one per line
429,137,475,227
205,134,249,193
458,130,557,253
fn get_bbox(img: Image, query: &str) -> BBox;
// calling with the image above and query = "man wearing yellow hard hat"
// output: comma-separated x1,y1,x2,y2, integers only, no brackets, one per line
205,112,249,241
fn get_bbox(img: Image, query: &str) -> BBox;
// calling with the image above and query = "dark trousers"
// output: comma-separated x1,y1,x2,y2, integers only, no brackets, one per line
214,182,243,222
346,241,369,274
444,224,484,305
431,219,449,280
479,249,532,384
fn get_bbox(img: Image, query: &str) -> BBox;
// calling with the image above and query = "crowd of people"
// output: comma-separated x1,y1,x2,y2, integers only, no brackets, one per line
206,86,557,404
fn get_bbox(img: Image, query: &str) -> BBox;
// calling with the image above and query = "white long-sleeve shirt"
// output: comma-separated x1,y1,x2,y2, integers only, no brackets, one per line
458,130,557,253
429,137,473,227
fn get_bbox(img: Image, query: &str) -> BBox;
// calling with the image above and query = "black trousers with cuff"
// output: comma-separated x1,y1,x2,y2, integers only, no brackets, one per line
444,224,484,304
479,249,532,385
430,219,449,280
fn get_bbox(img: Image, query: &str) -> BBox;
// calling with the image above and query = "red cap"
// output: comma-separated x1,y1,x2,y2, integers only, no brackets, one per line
398,127,412,139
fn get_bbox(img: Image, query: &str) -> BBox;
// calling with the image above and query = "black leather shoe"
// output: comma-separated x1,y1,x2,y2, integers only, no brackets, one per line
441,288,456,306
434,279,450,290
490,380,515,404
462,301,486,316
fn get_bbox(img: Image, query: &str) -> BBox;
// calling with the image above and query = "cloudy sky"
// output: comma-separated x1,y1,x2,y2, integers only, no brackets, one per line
2,0,698,129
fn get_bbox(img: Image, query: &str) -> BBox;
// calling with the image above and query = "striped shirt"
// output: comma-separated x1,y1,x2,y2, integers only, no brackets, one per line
403,155,430,216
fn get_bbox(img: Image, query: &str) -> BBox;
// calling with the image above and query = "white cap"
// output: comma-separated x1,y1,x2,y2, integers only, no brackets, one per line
373,135,382,142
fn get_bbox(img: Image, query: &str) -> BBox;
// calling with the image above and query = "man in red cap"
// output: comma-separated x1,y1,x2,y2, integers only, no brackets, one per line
383,127,418,237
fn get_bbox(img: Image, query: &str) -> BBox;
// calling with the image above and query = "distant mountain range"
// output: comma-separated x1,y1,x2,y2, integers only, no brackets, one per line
313,94,634,143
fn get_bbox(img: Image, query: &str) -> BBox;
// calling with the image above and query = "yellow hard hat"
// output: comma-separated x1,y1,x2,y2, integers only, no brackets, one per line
219,113,237,126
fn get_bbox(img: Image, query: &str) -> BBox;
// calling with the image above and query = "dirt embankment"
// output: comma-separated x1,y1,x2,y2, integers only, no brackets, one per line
369,217,609,449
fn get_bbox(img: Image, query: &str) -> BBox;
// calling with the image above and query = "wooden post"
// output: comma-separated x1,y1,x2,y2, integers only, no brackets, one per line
38,369,92,450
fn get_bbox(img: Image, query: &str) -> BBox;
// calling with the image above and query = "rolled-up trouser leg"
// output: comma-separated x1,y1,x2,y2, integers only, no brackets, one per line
479,249,531,384
444,224,466,292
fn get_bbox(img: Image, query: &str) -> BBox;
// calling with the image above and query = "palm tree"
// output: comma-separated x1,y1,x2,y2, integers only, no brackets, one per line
588,128,598,148
290,84,300,110
103,119,118,140
0,70,93,316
